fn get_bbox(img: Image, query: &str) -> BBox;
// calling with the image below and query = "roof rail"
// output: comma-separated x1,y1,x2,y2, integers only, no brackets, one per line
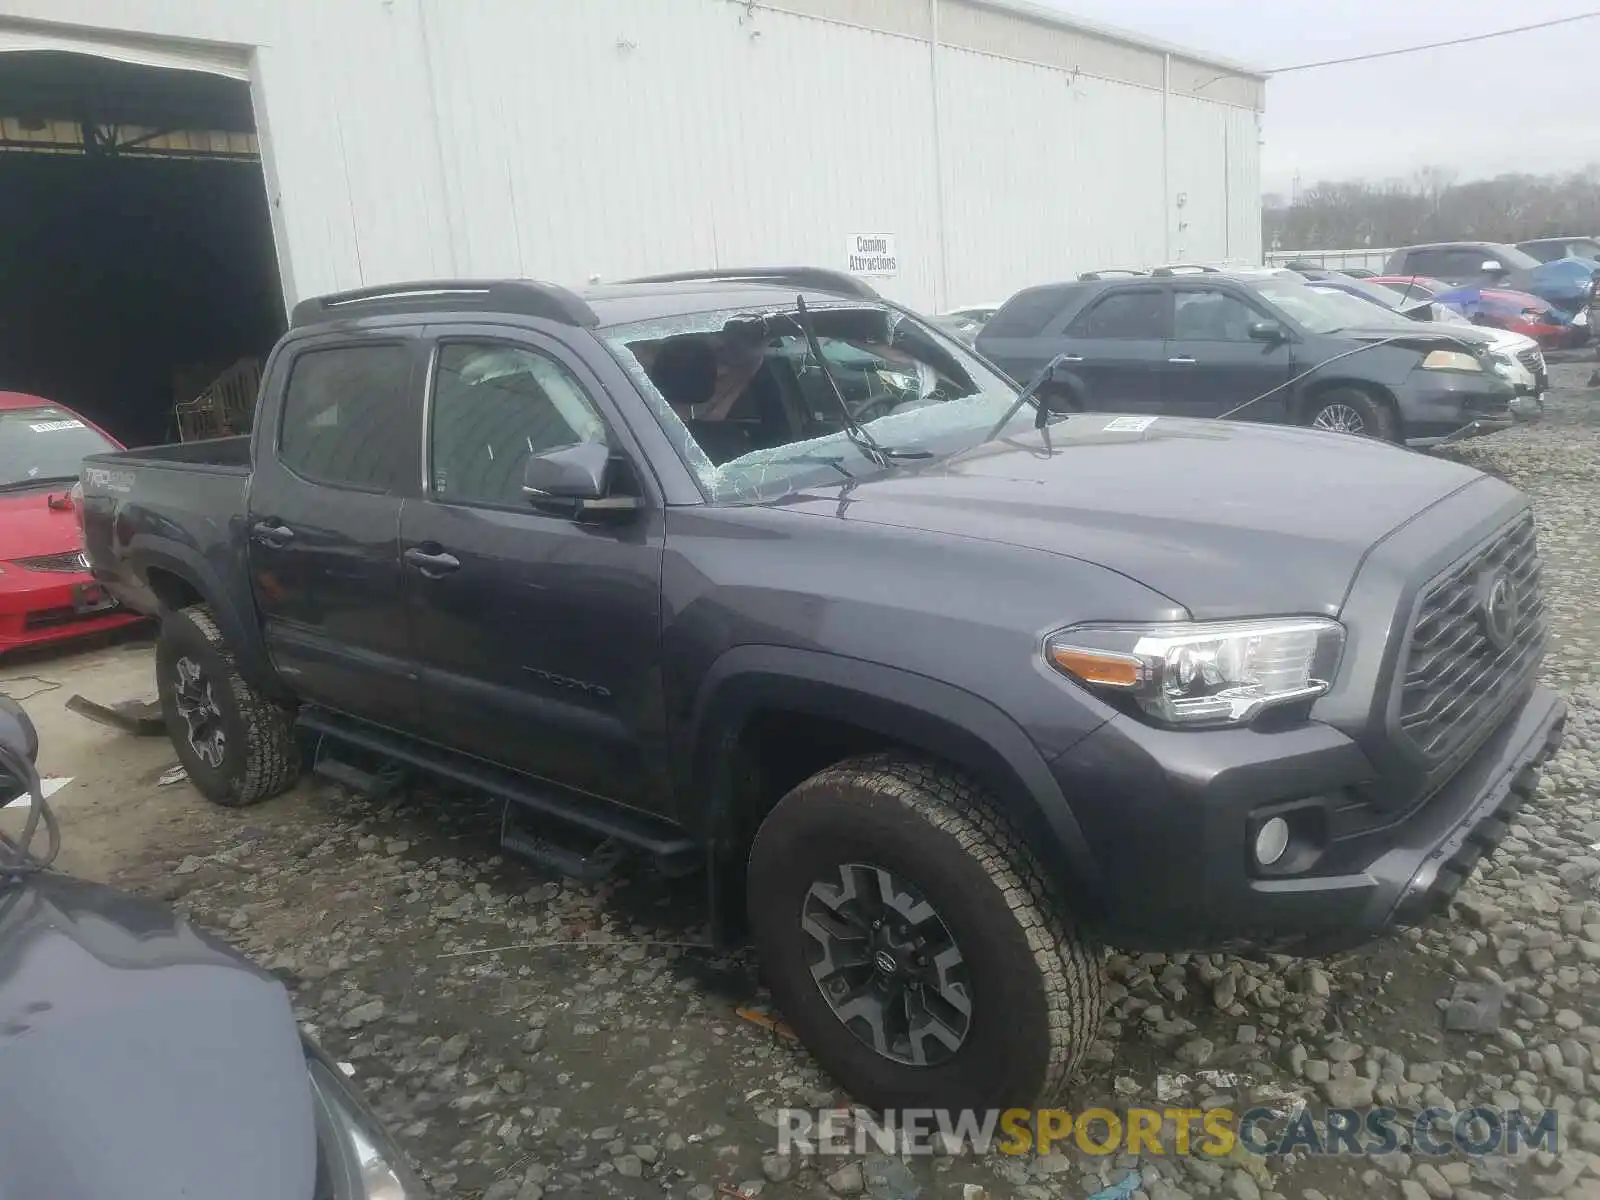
1077,268,1148,281
290,279,599,330
620,267,882,301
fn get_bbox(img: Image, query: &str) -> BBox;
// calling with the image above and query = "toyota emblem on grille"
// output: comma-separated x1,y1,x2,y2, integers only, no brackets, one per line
1478,570,1519,650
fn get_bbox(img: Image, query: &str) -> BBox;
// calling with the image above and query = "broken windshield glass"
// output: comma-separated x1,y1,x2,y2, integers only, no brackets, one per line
601,303,1022,503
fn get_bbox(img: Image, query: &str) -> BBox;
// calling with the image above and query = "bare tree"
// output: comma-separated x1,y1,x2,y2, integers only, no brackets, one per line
1264,167,1600,250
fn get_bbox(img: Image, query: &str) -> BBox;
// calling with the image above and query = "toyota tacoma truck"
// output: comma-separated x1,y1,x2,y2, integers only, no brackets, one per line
81,269,1565,1111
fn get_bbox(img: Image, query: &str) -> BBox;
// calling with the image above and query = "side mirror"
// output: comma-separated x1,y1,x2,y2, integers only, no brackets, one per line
0,695,39,807
0,695,38,765
522,441,639,518
1247,320,1285,343
1480,259,1505,274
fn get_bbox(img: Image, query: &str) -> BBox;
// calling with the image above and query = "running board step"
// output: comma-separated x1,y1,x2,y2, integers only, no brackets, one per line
311,750,407,800
501,803,624,884
296,706,701,877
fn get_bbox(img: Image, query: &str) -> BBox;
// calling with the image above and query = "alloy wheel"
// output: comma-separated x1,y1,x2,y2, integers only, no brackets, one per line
1312,402,1366,435
173,655,227,769
801,861,973,1066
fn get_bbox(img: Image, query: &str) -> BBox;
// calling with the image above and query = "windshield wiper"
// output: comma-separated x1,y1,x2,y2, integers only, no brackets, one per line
983,353,1073,441
0,475,78,494
758,453,857,480
791,295,932,465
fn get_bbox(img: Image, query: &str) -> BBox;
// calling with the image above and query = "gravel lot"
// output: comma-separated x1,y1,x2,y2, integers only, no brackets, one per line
9,361,1600,1200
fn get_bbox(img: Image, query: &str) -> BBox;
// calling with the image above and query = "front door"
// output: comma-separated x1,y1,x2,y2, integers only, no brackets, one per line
400,329,668,810
1055,286,1169,411
1163,286,1294,418
246,331,424,732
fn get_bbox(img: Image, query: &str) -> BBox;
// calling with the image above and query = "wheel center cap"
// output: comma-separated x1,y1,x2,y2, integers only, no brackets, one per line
872,949,899,976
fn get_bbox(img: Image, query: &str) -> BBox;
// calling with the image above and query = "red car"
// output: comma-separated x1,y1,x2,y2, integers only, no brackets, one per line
0,392,143,654
1369,275,1587,349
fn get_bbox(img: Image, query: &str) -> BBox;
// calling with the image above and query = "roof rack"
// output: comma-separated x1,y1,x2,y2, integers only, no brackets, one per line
1077,268,1148,281
620,267,882,301
290,279,599,330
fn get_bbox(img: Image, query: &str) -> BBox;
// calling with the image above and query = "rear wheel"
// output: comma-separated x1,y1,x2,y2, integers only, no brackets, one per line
747,755,1105,1109
156,604,298,807
1303,386,1396,441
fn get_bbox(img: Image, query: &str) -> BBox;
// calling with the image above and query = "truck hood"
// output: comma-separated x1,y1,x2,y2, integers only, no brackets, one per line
779,413,1486,619
0,875,316,1200
0,487,84,564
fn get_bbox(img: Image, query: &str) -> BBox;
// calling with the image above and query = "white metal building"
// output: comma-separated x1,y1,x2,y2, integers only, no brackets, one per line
0,0,1262,440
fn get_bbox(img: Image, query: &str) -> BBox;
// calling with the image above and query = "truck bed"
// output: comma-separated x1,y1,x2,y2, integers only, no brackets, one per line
86,435,252,472
80,437,255,625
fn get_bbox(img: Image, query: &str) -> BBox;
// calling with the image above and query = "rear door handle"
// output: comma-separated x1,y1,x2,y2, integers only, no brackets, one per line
1060,354,1084,363
251,521,295,549
1167,356,1197,365
403,546,461,578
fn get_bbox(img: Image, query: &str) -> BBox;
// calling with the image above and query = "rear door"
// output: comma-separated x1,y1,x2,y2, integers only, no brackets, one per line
1162,284,1294,418
1054,285,1169,411
400,326,669,810
246,331,424,732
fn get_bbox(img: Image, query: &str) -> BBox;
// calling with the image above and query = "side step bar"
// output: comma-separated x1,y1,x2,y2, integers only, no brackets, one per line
296,706,701,877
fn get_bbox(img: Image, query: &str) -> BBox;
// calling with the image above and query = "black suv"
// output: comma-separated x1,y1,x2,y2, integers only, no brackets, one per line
83,269,1562,1110
976,270,1514,444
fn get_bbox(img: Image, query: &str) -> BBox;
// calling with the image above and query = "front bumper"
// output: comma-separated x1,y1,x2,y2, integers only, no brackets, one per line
1396,371,1515,446
0,569,144,653
1049,684,1565,955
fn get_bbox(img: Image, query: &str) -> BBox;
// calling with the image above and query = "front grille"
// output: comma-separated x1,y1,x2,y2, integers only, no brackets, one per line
23,603,116,631
1399,514,1547,761
13,550,89,574
1517,346,1546,376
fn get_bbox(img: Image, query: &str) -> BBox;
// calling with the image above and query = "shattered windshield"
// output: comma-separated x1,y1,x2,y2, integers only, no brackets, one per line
602,303,1024,502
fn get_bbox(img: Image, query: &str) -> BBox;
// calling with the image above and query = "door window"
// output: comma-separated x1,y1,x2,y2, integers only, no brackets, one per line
429,342,608,508
1068,289,1167,339
1403,249,1452,277
279,345,414,492
1172,290,1262,341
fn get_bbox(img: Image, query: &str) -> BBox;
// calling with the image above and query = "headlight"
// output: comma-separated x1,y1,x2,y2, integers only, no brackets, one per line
1421,349,1482,372
306,1041,428,1199
1046,618,1345,727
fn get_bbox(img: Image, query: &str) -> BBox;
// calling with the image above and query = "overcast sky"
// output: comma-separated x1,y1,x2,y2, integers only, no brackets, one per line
1035,0,1599,195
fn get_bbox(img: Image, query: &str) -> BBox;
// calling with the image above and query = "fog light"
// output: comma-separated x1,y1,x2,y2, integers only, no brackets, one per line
1255,817,1290,866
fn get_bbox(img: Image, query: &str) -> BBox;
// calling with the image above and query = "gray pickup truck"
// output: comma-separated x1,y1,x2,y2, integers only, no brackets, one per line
81,270,1565,1110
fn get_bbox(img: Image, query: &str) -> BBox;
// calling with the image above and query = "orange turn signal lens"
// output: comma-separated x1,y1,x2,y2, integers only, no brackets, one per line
1048,645,1142,689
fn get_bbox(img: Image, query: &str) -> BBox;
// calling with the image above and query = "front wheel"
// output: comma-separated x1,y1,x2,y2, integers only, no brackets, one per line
747,755,1105,1110
1303,386,1397,441
156,604,299,807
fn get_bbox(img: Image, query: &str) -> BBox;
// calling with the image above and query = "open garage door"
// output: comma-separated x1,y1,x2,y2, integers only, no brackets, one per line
0,41,282,447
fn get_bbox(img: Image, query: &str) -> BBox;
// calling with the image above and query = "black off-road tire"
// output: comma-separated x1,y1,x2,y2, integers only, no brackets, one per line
155,604,298,807
1301,385,1398,442
747,754,1105,1110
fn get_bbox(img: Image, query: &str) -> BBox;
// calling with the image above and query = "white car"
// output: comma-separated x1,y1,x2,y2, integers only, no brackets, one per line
1438,311,1544,399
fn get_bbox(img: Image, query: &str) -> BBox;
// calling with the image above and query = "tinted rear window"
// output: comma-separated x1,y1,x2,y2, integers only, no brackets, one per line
279,344,414,492
983,286,1078,338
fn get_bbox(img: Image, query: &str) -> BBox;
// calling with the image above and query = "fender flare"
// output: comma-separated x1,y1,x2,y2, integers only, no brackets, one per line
685,644,1105,916
130,541,285,699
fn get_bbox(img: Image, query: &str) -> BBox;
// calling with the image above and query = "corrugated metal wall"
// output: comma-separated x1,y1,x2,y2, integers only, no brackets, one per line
0,0,1263,313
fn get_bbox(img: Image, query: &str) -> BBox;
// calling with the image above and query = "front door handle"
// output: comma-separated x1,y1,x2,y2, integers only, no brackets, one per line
251,521,295,549
403,546,461,578
1060,354,1084,363
1167,356,1198,365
